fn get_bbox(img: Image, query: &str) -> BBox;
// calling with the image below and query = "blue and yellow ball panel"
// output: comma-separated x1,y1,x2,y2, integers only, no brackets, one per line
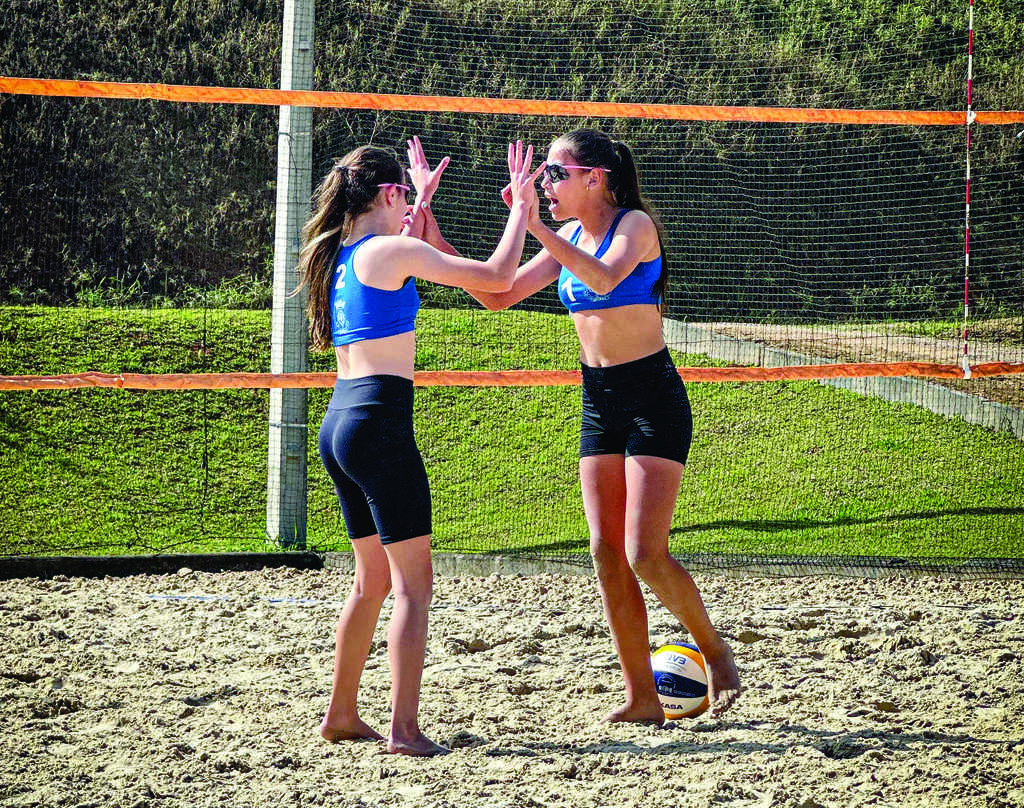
651,643,709,719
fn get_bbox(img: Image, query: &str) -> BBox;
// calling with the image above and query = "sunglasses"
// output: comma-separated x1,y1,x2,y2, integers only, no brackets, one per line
378,182,411,200
542,163,609,183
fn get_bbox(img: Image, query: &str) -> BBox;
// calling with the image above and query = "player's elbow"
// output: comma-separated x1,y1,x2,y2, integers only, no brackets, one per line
476,276,514,294
471,275,515,308
492,272,517,295
477,263,516,294
480,296,511,311
466,288,512,311
591,269,630,296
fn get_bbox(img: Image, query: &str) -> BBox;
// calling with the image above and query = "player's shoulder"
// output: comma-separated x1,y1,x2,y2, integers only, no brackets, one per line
612,209,660,251
359,233,418,252
356,233,434,264
352,234,438,287
616,207,656,233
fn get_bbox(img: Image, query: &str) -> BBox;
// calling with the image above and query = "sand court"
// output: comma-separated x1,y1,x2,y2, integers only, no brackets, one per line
2,566,1022,807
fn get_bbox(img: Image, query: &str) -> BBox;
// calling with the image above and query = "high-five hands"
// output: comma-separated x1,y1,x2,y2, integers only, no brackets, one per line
501,142,545,231
402,135,450,237
407,135,450,206
504,140,546,221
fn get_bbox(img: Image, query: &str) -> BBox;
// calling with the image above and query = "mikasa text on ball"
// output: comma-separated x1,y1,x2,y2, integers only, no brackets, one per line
651,643,709,719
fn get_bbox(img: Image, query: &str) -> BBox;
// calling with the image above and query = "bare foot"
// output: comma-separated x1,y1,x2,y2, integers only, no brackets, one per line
704,643,741,717
606,700,666,725
387,733,451,757
320,717,384,743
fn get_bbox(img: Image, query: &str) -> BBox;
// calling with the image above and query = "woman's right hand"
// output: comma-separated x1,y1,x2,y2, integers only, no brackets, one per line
401,136,449,238
406,135,449,206
504,140,545,226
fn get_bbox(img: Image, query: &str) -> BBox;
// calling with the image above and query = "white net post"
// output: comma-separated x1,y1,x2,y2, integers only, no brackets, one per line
267,0,314,548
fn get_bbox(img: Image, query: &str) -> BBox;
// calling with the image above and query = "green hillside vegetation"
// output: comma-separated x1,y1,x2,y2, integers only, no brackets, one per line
1,0,1021,318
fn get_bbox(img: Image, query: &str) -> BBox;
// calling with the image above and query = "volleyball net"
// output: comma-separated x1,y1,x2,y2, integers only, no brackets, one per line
1,0,1023,567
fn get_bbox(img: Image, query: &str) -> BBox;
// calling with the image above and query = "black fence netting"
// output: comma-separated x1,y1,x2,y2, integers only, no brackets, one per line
1,0,1022,570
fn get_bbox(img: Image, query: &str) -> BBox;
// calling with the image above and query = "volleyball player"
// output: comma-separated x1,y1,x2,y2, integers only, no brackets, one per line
467,129,741,722
297,139,544,756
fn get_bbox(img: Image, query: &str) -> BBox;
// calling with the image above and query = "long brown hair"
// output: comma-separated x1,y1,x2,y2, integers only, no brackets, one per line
295,145,404,351
554,128,669,304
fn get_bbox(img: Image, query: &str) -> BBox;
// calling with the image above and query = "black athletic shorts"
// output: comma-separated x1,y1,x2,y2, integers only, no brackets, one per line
318,375,432,544
579,347,693,465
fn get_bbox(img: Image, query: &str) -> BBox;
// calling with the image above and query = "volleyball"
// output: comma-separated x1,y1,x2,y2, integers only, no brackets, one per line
651,643,710,719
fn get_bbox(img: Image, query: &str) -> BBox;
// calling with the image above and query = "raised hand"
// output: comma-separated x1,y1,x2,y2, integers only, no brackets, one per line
406,135,450,207
505,140,545,227
401,136,448,237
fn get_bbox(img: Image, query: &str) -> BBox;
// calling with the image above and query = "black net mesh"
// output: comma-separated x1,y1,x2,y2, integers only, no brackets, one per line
1,0,1022,568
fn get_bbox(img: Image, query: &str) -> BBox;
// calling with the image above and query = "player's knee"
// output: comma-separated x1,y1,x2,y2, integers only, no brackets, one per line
352,576,391,604
392,578,433,610
626,542,669,581
590,536,627,577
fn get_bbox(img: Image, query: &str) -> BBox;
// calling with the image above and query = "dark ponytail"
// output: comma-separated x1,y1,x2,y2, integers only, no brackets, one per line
557,129,669,305
295,146,404,351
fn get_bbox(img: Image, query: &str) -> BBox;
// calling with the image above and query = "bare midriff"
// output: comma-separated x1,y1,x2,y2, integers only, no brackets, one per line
333,330,416,380
571,304,666,368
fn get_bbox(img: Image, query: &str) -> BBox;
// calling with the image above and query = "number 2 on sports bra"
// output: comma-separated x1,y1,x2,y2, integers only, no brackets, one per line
561,275,576,303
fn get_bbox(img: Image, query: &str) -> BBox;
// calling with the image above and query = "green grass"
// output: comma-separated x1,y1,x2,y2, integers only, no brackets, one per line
1,305,1022,560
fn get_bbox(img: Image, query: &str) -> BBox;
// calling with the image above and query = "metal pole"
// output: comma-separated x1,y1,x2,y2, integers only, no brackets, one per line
267,0,313,548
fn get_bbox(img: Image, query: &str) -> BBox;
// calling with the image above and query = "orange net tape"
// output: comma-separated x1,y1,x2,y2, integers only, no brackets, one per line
3,77,1024,125
2,362,1022,391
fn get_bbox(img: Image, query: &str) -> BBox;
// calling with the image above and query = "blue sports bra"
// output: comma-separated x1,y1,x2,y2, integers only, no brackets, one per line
557,208,662,313
330,234,420,347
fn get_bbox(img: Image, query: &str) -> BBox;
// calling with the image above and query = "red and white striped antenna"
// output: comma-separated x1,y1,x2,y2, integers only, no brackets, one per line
962,0,975,379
